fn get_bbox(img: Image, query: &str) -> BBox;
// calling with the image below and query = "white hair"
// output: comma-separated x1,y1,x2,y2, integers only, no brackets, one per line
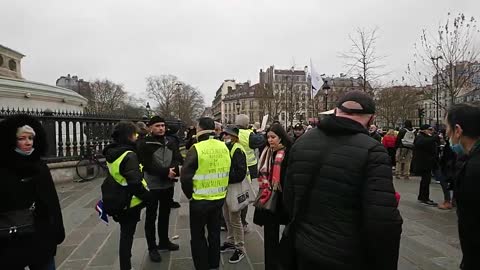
235,114,249,128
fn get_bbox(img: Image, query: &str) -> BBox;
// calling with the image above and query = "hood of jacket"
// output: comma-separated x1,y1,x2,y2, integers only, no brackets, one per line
103,142,136,163
0,114,48,166
318,115,368,136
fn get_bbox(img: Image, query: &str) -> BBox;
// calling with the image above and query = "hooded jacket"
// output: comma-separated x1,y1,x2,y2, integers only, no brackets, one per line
0,114,65,268
284,115,403,270
102,142,151,205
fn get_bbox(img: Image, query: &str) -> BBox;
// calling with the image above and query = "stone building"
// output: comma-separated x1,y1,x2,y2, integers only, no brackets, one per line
0,44,87,111
56,74,92,99
212,79,237,123
259,66,310,127
223,83,274,124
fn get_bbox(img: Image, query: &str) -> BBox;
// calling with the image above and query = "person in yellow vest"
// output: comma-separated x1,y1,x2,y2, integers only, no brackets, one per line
219,126,248,264
181,117,231,270
102,122,151,270
235,114,266,232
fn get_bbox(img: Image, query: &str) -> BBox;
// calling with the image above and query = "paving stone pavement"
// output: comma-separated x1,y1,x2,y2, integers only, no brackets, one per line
52,176,461,270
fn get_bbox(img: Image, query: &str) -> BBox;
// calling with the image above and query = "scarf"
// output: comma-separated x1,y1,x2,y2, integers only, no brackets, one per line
257,145,285,204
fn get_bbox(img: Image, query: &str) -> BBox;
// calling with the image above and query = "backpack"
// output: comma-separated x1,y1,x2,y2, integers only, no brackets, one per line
401,129,416,148
101,176,131,216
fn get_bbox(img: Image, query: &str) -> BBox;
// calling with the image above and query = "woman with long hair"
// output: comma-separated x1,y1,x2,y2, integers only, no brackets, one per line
253,123,292,270
0,114,65,270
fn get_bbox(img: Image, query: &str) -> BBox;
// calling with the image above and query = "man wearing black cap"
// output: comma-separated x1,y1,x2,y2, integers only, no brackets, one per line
412,124,438,206
284,91,403,270
137,116,183,263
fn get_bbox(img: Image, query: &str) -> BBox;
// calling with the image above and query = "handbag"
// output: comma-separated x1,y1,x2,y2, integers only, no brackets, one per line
253,187,279,213
226,179,255,212
0,203,36,239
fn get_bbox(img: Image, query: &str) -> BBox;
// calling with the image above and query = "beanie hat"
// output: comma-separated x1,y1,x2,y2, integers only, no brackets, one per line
148,116,165,127
16,125,36,137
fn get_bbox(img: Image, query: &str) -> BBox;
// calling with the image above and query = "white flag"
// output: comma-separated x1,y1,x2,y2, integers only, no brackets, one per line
310,59,322,97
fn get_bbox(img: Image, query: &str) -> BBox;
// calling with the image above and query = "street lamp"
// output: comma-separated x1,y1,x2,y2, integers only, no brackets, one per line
146,102,151,118
322,80,331,111
236,100,241,114
431,56,443,130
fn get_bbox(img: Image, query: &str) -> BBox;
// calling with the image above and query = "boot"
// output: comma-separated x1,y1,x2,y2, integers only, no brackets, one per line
438,201,453,210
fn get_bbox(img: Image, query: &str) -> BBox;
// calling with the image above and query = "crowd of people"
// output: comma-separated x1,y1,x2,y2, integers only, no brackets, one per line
1,90,479,270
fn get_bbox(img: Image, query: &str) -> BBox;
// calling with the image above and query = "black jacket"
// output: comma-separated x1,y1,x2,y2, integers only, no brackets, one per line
0,115,65,268
137,135,183,190
226,142,247,184
284,115,403,270
103,142,151,203
455,143,480,270
369,131,382,142
412,132,438,174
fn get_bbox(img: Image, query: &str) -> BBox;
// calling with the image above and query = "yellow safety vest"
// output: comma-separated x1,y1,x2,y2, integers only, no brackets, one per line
107,151,149,208
238,129,257,167
230,143,251,183
192,138,231,201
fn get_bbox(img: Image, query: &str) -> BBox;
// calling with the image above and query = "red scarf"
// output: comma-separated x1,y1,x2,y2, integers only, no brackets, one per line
257,146,285,204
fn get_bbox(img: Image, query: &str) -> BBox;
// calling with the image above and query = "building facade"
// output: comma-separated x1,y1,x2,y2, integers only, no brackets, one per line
0,44,24,79
259,66,310,127
56,74,92,99
314,75,371,112
212,79,237,123
223,83,273,124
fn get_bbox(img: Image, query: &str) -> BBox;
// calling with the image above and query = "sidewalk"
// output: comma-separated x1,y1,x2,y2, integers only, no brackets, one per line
53,177,461,270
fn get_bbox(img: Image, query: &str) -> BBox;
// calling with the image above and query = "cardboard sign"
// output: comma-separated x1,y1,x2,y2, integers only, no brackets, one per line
260,114,269,131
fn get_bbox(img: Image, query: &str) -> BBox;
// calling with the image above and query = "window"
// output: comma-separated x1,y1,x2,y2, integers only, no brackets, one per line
250,112,254,121
250,100,254,108
8,59,16,71
275,84,279,90
302,85,306,91
0,55,3,67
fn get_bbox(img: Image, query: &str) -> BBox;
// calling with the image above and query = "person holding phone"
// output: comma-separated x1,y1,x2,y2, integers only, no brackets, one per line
137,116,183,263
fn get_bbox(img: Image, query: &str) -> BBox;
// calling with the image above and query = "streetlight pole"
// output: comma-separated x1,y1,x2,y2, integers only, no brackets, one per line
236,100,241,114
322,80,331,111
431,56,443,130
146,102,151,118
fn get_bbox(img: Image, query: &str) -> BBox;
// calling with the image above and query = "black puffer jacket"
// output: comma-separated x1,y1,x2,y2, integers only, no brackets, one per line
0,115,65,268
412,132,438,174
284,115,403,270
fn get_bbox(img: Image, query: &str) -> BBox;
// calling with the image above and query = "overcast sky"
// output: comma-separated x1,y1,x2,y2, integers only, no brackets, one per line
2,0,479,105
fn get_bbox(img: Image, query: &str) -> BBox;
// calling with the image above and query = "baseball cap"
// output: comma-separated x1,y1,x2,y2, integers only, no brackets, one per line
293,123,303,130
420,124,431,130
148,116,165,126
337,91,376,114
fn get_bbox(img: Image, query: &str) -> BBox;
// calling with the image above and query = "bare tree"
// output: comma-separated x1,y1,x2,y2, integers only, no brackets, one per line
146,75,179,116
409,13,480,106
341,27,386,92
376,86,423,127
146,75,205,124
173,84,205,124
87,79,127,114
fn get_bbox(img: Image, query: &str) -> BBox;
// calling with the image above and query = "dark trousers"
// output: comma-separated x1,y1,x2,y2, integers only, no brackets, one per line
189,199,224,270
264,222,280,270
418,171,432,201
387,147,396,166
118,207,141,270
145,187,173,250
433,167,451,201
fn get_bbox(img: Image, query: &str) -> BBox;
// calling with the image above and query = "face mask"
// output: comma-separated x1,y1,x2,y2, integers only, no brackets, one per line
15,147,35,156
449,138,465,156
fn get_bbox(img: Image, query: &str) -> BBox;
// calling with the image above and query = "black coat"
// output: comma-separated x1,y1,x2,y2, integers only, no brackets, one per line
0,115,65,268
226,142,247,184
284,115,403,270
455,143,480,270
412,132,437,174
